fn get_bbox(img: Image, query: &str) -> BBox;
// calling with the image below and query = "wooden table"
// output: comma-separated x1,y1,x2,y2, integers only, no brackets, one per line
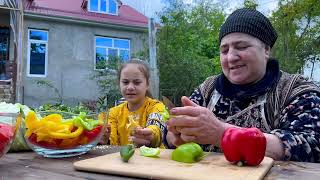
1,145,320,180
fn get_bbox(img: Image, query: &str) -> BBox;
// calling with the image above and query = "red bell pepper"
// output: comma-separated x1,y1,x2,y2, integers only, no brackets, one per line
0,124,14,153
28,133,62,149
221,127,266,166
82,125,102,142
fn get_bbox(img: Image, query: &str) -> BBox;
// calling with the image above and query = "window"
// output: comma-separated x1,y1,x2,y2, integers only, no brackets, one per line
88,0,118,15
95,36,130,69
27,29,48,77
0,27,10,80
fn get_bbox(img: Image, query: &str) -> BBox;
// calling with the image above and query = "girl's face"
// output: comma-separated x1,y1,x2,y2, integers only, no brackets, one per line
119,64,149,109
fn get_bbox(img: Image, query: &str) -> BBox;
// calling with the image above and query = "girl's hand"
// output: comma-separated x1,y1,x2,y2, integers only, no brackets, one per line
166,130,186,147
99,124,111,145
131,127,154,147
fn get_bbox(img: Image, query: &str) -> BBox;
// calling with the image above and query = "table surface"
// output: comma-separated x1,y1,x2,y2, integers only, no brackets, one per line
1,145,320,180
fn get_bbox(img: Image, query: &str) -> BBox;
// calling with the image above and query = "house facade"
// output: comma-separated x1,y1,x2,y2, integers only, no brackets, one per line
0,0,21,103
0,0,149,107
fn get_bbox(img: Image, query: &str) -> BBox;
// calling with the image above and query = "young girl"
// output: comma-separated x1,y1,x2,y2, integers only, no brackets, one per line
103,59,166,147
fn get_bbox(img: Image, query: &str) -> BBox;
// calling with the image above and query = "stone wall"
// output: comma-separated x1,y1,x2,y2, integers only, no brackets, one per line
0,79,13,103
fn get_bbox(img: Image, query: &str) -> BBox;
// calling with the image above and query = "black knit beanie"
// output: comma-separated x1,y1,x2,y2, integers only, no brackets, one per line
219,8,278,48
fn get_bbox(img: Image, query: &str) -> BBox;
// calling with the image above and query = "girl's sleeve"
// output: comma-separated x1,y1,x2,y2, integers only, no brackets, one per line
108,108,119,145
270,92,320,162
146,102,167,147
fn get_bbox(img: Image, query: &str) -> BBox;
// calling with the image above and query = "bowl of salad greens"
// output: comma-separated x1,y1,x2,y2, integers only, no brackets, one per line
23,110,107,158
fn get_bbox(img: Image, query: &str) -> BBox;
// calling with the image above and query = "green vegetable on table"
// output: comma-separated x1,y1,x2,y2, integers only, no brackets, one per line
140,146,160,157
172,142,204,163
120,144,135,162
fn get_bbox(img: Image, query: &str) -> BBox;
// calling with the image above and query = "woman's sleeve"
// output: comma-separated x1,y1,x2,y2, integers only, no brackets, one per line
189,87,204,106
270,92,320,162
189,76,216,106
108,108,119,145
146,102,167,147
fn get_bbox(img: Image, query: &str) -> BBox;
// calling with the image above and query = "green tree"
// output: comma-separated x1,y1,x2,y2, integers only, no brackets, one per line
157,0,224,105
91,56,122,108
243,0,258,9
271,0,320,73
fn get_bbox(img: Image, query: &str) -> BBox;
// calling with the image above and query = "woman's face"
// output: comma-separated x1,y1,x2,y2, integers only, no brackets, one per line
220,33,270,85
119,64,149,107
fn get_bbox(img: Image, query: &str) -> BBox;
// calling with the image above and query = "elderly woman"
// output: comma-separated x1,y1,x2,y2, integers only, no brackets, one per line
165,8,320,162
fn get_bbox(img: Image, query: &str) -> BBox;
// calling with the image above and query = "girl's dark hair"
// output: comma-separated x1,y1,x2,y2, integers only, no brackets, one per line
118,59,153,98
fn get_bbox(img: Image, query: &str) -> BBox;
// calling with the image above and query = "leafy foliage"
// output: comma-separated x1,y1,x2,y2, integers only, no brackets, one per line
91,56,122,108
157,0,224,105
36,103,92,114
271,0,320,73
34,81,99,113
243,0,258,9
34,80,63,104
157,0,319,104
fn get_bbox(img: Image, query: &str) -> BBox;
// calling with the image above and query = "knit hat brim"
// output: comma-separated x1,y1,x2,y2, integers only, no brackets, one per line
219,8,278,48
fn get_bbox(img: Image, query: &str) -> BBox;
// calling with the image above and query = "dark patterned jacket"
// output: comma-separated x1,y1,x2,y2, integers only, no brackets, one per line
189,70,320,162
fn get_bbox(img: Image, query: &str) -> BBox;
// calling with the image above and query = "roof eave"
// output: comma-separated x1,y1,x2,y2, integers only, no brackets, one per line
24,11,148,32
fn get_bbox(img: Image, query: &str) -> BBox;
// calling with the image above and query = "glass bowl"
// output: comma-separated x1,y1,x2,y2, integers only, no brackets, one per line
23,111,107,158
0,112,22,159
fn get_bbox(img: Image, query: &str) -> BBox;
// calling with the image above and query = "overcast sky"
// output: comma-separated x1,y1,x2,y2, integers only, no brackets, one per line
121,0,279,18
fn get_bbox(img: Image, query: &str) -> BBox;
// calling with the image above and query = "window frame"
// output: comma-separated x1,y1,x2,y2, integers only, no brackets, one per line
88,0,118,15
27,29,49,77
94,36,130,70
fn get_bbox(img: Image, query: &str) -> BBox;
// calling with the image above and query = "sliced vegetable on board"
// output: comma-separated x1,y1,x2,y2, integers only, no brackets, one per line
120,144,135,162
140,145,160,157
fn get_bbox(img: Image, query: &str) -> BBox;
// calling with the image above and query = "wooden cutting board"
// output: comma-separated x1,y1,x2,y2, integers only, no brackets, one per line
74,149,274,180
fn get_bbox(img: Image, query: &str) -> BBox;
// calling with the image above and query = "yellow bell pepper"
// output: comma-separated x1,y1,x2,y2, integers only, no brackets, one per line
42,114,62,123
25,111,39,129
49,126,83,139
127,115,140,135
25,111,40,137
35,132,51,142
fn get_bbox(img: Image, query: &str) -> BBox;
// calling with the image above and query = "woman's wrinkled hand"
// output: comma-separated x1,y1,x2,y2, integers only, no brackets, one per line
131,127,154,147
166,96,226,147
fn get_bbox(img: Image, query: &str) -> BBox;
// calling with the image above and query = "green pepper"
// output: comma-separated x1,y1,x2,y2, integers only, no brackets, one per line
172,142,204,163
140,145,160,157
73,112,100,131
120,144,135,162
161,108,170,122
